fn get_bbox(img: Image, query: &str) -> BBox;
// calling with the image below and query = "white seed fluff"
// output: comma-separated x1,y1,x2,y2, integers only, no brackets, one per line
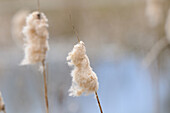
11,10,29,46
21,11,49,65
67,41,99,96
146,0,163,27
165,9,170,42
0,92,5,111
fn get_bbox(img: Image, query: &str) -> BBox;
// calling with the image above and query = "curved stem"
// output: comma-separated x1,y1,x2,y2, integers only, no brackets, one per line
42,60,49,113
68,11,80,43
142,38,168,68
37,0,40,12
95,91,103,113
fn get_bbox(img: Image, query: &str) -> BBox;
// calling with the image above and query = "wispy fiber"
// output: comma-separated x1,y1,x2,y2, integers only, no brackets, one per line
11,10,29,46
20,11,50,113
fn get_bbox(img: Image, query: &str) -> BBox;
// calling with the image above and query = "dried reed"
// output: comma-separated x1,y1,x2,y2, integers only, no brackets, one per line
67,12,103,113
42,59,49,113
21,10,50,113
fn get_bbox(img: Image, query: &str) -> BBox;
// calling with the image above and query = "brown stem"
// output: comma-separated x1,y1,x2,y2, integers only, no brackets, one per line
95,91,103,113
37,0,40,12
42,60,49,113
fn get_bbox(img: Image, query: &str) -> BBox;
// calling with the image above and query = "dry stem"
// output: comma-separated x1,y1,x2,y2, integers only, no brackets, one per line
68,10,103,113
68,10,80,42
37,0,40,12
42,60,49,113
95,91,103,113
142,37,168,68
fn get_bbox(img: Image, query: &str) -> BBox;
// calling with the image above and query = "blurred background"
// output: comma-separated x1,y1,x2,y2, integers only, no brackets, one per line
0,0,170,113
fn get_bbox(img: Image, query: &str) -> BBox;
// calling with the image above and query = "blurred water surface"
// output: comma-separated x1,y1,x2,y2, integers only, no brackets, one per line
0,0,170,113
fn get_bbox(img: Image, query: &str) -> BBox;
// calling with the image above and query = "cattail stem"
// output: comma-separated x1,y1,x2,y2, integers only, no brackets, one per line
37,0,40,12
68,11,80,43
42,60,49,113
95,91,103,113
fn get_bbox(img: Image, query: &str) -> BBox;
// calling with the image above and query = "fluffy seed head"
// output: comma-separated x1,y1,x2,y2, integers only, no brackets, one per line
21,11,49,65
165,9,170,42
67,41,99,96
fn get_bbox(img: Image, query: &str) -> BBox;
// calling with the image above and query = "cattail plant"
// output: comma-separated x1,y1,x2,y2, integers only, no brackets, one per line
0,92,6,113
67,13,103,113
67,41,103,113
21,11,49,65
20,11,50,113
67,41,99,96
165,9,170,41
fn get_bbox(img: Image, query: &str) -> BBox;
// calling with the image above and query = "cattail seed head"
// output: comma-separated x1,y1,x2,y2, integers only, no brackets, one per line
67,41,99,96
0,92,5,112
21,11,49,65
165,9,170,42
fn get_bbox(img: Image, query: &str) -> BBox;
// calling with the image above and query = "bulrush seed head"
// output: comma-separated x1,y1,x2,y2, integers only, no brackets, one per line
67,41,99,96
21,11,49,65
165,9,170,42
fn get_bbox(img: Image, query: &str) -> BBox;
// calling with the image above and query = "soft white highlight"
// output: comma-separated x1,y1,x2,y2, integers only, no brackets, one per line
0,92,5,111
21,11,49,65
146,0,163,27
67,41,99,96
11,10,29,46
165,9,170,42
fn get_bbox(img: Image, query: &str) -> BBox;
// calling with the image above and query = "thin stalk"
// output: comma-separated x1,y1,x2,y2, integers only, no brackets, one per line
68,10,103,113
42,60,49,113
3,110,6,113
37,0,40,12
95,91,103,113
68,11,80,42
